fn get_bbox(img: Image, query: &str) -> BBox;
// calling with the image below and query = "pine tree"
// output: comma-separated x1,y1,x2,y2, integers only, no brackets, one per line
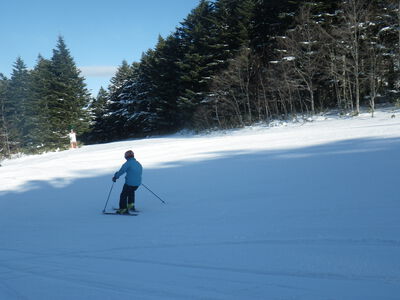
30,55,55,150
371,0,400,94
132,34,183,132
176,0,219,123
124,54,162,135
92,86,108,119
152,34,184,130
86,86,109,143
0,74,10,158
250,0,299,57
5,57,32,152
47,36,91,147
214,0,254,53
108,60,134,102
101,60,135,140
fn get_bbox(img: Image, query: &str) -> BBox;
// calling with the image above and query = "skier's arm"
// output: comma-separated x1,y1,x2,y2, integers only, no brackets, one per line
114,162,128,180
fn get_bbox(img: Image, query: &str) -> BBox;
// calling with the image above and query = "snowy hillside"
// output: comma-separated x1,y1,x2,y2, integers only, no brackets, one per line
1,107,400,300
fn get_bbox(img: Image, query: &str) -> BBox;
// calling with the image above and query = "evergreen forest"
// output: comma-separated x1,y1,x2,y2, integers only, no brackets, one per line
1,0,399,158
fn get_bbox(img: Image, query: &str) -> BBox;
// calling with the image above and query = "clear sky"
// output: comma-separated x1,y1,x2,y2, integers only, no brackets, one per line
0,0,200,96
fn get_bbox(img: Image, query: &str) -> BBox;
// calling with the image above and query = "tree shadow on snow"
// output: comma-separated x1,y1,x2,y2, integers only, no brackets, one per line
0,136,399,214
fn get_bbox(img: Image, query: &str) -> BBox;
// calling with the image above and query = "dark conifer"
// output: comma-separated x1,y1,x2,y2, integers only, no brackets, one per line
101,60,135,140
176,0,219,123
5,57,32,151
30,55,54,150
47,36,91,147
85,87,109,143
0,74,10,158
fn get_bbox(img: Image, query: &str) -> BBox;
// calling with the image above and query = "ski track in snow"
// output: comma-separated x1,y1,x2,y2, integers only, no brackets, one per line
1,107,400,299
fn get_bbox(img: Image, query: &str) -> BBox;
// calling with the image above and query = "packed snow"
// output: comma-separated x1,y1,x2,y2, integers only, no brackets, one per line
1,107,400,299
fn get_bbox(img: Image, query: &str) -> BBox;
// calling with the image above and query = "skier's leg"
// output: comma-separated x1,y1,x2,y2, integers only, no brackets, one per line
127,186,138,210
119,184,129,209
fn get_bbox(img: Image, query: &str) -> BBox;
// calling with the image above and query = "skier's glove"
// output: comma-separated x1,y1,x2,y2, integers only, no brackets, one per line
112,177,117,182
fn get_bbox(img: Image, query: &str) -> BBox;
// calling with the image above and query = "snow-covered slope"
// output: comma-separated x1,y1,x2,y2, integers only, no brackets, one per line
1,107,400,299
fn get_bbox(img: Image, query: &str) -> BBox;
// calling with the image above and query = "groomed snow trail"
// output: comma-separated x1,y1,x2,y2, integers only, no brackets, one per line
1,108,399,299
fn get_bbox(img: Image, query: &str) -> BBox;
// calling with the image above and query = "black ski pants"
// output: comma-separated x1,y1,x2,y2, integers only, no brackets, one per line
119,184,138,209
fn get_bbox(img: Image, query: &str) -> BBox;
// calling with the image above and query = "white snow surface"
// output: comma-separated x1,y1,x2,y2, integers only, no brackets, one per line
1,107,400,299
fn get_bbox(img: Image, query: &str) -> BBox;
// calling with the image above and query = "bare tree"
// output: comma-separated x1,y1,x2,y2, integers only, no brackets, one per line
366,44,383,117
208,48,257,128
267,60,305,117
338,0,371,115
277,4,326,114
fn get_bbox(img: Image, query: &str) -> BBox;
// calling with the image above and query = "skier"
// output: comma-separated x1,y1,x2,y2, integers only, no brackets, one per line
68,129,77,149
112,150,143,214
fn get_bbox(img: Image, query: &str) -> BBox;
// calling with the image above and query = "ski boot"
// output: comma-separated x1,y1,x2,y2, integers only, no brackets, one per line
127,203,136,212
116,208,130,215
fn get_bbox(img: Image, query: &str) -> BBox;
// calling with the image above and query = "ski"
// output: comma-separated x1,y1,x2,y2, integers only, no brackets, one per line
112,207,140,213
102,212,138,216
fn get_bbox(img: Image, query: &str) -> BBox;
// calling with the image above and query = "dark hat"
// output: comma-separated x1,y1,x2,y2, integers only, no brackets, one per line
124,150,134,159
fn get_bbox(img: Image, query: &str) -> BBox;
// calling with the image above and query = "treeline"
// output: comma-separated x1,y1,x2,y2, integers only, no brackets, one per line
88,0,400,143
1,0,399,157
0,37,90,157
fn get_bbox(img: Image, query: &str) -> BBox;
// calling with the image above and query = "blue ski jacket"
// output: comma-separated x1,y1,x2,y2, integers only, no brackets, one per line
114,158,143,187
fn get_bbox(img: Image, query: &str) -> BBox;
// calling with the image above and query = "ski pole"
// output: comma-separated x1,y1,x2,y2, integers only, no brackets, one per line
142,183,166,204
102,182,115,212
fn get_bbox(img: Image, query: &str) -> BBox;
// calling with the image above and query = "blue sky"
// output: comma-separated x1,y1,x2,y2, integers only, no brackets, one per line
0,0,200,96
